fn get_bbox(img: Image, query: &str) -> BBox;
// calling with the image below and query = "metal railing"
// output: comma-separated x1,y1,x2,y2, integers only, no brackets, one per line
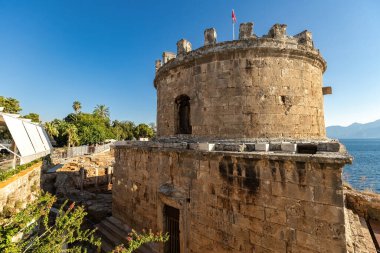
52,143,112,159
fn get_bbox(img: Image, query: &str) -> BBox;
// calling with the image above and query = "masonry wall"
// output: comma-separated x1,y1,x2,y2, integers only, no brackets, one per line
112,146,348,253
155,41,327,140
0,162,42,214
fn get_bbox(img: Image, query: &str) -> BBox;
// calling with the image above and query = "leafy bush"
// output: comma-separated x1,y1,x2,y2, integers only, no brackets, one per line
0,192,101,253
112,229,169,253
0,192,168,253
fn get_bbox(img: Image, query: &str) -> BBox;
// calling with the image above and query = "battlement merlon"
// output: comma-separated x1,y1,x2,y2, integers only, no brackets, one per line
154,23,325,82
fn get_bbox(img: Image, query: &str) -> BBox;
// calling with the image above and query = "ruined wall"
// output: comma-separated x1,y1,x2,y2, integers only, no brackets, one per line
154,24,327,140
112,146,349,253
345,187,380,221
0,162,42,214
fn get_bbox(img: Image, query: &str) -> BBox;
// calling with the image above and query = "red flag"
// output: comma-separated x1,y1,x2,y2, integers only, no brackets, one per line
232,9,237,23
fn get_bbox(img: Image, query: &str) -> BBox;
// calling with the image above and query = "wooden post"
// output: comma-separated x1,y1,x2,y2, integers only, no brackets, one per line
11,141,17,169
80,167,84,193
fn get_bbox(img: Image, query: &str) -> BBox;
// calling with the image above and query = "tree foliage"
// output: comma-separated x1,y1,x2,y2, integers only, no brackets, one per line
93,104,110,119
44,122,59,138
23,113,40,123
0,96,22,114
62,123,79,148
72,101,82,114
46,102,155,147
134,124,154,139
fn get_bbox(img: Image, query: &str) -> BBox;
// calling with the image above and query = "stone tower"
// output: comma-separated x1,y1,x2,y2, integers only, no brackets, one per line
110,22,351,253
154,23,330,140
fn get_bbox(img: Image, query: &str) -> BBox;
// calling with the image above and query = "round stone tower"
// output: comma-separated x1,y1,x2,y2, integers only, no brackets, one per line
154,23,329,140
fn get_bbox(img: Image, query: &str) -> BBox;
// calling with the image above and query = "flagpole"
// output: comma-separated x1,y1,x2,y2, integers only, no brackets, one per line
233,22,235,40
232,9,236,40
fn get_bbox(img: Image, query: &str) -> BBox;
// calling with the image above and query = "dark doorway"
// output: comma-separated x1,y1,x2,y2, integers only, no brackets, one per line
164,205,180,253
175,95,191,134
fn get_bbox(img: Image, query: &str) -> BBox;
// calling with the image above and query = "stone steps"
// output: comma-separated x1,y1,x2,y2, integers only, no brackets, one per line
95,216,154,253
100,237,114,253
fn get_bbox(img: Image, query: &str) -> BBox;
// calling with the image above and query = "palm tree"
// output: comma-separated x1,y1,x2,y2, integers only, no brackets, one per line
63,123,79,147
93,104,110,119
72,101,82,114
44,122,59,138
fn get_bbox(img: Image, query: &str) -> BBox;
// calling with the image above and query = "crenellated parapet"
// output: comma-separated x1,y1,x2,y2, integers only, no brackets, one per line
154,21,328,140
239,22,256,39
204,28,217,46
267,23,288,39
154,22,324,75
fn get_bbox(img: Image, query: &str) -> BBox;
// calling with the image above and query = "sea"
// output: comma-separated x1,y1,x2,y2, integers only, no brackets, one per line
340,139,380,193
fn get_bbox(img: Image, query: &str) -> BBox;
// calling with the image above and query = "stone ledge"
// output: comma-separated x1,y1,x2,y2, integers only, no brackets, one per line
112,140,346,156
112,142,352,164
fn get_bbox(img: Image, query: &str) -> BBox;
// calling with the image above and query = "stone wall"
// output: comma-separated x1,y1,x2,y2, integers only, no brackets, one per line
154,24,327,140
0,162,42,214
112,144,350,253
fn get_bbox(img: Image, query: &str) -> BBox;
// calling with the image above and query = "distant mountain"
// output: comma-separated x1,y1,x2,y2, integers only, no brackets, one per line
326,119,380,139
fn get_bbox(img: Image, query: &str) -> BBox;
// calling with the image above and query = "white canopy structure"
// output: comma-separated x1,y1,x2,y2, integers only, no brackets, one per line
0,112,53,165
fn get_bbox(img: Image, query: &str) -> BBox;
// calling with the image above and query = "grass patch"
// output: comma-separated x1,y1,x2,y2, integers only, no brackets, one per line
0,159,41,182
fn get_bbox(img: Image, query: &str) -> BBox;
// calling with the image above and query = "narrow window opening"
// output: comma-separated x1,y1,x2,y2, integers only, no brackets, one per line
164,205,180,253
297,144,318,154
175,95,191,134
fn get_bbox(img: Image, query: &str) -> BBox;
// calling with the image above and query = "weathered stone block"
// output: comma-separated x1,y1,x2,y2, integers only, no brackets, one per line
265,207,286,225
204,28,217,46
162,51,176,64
214,143,245,152
239,22,253,39
317,142,341,152
261,234,287,252
189,142,215,151
198,143,215,151
314,186,344,206
272,181,314,201
280,142,297,153
176,39,192,56
294,30,313,47
268,24,287,39
255,143,269,152
163,142,188,149
269,142,282,151
155,59,162,72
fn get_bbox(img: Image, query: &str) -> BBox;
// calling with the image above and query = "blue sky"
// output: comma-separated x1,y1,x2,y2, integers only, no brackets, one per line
0,0,379,127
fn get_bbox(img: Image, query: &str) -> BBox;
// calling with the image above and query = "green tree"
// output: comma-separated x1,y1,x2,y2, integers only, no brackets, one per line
44,122,59,138
112,120,135,140
72,101,82,114
63,123,79,147
23,113,40,123
65,113,113,145
134,124,154,139
0,96,22,114
93,104,110,119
